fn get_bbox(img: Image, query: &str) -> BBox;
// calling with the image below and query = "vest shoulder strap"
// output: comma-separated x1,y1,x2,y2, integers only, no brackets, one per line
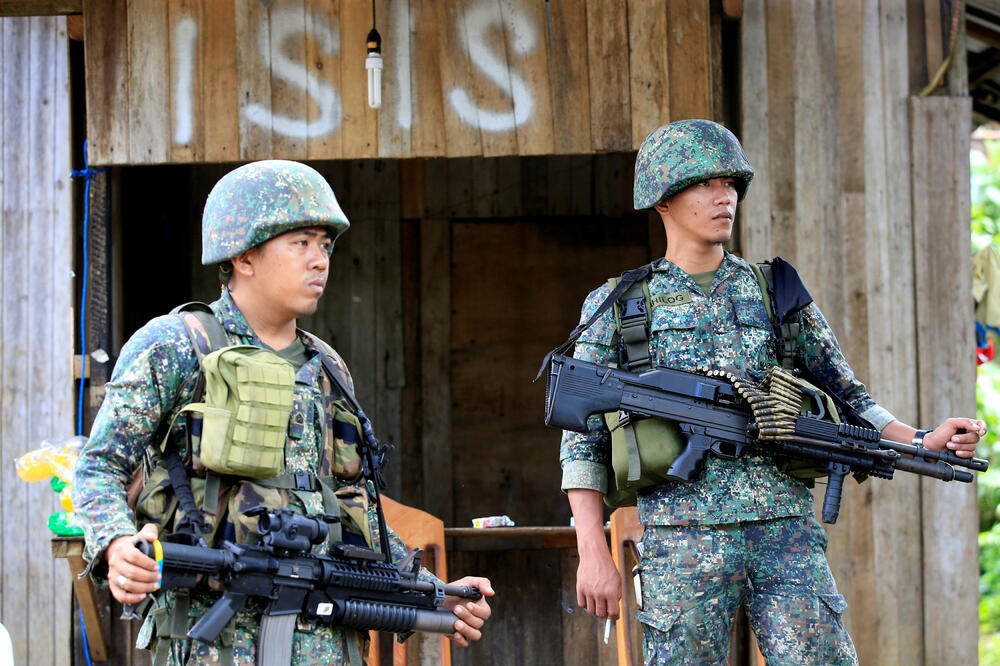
749,262,775,321
170,301,230,362
609,276,653,371
300,330,360,409
751,261,799,370
611,260,801,370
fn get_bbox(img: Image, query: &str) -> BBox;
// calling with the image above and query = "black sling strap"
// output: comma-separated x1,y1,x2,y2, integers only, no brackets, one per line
534,261,657,381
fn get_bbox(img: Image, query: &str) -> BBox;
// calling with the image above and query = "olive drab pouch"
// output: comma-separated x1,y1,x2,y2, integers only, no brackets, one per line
601,276,687,508
604,410,683,508
765,368,843,484
185,344,296,479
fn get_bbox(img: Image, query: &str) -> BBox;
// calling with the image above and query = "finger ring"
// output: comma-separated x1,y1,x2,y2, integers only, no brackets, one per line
117,574,128,589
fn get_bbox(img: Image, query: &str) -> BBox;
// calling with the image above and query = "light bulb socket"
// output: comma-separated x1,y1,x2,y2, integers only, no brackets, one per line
366,28,381,54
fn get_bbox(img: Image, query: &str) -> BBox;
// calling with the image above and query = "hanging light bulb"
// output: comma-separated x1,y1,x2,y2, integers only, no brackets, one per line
366,27,383,109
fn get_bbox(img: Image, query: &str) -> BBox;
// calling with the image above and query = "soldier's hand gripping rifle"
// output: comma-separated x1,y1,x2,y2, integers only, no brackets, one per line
131,507,481,658
543,353,988,523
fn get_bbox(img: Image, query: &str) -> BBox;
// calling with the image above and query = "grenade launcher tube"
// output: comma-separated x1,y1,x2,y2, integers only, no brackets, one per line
134,538,480,644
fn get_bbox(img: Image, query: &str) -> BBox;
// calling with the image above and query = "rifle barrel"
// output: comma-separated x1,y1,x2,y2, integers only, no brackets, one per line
878,438,989,472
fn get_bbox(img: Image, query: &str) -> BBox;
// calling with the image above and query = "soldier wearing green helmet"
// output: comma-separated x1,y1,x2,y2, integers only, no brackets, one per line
558,120,985,664
201,159,350,265
74,160,494,666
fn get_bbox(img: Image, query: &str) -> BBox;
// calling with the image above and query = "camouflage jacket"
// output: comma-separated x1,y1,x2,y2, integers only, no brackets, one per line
73,289,418,658
559,253,895,526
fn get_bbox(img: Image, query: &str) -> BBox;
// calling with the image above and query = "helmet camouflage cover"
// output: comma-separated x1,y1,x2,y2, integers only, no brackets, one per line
633,119,754,210
202,160,350,265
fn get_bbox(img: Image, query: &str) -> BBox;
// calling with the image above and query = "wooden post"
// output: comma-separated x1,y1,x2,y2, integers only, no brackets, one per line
910,94,977,666
419,219,453,523
1,15,73,666
51,538,109,662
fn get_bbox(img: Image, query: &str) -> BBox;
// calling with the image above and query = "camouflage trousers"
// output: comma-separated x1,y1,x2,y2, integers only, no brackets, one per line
636,515,857,666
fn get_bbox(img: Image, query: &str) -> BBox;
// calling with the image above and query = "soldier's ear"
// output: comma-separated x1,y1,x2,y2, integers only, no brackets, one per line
231,249,257,278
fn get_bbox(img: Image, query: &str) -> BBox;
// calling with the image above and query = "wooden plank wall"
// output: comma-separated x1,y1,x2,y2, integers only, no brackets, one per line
403,154,650,666
0,15,74,666
911,95,977,666
740,1,977,663
81,0,716,164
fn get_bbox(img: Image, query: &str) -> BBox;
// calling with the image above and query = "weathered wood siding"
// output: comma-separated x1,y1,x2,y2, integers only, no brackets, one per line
740,1,977,663
0,15,74,666
81,0,717,164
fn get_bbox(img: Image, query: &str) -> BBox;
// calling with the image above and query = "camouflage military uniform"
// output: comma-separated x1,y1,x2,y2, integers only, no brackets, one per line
74,289,414,665
560,253,894,664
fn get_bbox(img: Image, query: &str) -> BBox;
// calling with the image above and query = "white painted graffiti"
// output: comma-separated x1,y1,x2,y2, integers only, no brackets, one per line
392,0,412,130
172,16,198,146
448,0,535,131
243,8,342,139
169,0,538,144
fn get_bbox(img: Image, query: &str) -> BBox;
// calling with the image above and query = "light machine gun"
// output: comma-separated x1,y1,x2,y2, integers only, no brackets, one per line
130,507,481,661
544,353,988,523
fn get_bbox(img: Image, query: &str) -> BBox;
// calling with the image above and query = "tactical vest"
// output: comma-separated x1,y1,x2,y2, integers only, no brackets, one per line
601,260,823,508
132,302,380,666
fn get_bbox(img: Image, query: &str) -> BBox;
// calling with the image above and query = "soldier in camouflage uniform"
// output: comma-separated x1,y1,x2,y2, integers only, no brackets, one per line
560,120,985,665
73,160,493,666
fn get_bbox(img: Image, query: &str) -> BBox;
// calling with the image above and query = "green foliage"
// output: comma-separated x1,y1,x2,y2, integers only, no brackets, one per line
974,141,1000,658
983,523,1000,633
971,144,1000,254
982,630,1000,665
978,364,1000,532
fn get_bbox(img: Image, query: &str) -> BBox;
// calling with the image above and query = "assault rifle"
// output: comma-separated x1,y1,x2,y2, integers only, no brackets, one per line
544,353,988,523
129,507,481,657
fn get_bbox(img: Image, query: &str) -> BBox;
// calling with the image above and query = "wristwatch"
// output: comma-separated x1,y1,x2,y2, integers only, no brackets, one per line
912,429,931,448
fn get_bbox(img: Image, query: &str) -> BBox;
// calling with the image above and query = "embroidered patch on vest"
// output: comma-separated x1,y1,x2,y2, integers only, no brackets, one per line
650,291,693,308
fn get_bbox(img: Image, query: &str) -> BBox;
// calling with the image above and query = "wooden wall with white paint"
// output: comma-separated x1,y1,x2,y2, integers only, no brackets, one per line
81,0,720,164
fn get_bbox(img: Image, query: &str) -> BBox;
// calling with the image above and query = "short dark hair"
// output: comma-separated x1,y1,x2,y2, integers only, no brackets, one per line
218,262,233,287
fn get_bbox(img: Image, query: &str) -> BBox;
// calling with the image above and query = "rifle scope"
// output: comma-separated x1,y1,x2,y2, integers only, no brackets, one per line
252,506,331,552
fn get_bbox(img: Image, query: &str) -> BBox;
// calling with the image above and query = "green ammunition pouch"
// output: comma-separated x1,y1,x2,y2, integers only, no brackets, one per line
186,344,295,479
604,409,683,508
764,369,840,484
749,262,829,484
601,277,685,507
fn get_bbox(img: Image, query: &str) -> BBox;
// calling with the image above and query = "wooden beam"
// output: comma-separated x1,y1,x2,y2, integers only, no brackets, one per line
739,0,769,260
51,539,109,662
420,219,453,523
722,0,743,19
0,0,80,16
968,20,1000,50
911,94,977,666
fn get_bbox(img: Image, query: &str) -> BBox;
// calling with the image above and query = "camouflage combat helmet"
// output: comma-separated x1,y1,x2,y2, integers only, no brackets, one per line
202,160,350,265
633,119,754,210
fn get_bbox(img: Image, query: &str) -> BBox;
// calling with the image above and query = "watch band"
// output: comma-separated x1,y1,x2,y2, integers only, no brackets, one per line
912,429,931,448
